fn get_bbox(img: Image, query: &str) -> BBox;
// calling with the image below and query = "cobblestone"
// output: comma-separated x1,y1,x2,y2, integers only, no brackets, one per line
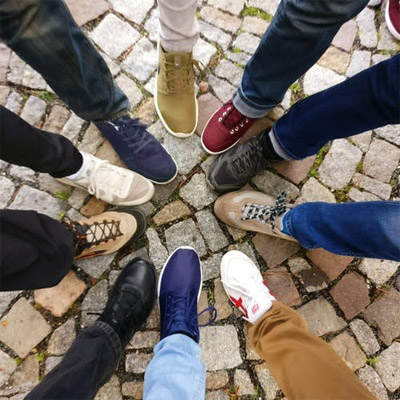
358,259,398,286
215,60,243,87
20,96,46,127
332,20,357,51
47,319,76,356
303,64,346,96
356,8,378,48
199,22,232,51
375,342,400,392
180,173,217,210
193,39,217,66
208,75,236,103
0,177,15,208
357,365,389,400
352,173,392,200
234,369,254,395
196,210,229,252
330,332,366,371
200,7,241,33
241,16,269,36
346,50,371,77
374,125,400,146
255,364,279,400
109,0,153,24
115,74,143,109
233,33,261,55
297,177,336,203
252,170,299,201
350,319,380,356
318,46,350,75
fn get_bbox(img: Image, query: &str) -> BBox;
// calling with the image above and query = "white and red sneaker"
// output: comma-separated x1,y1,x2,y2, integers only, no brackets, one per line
220,250,275,324
386,0,400,40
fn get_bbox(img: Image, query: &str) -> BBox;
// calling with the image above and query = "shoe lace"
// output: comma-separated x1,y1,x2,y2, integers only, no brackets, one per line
62,216,123,257
218,102,251,135
163,57,200,94
231,137,269,178
241,191,288,232
110,117,154,155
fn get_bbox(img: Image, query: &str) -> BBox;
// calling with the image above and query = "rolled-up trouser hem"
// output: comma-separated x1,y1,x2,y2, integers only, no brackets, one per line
233,87,275,118
92,321,123,359
93,108,130,123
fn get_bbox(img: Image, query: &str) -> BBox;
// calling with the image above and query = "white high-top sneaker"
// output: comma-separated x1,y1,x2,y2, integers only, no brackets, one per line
59,152,154,206
220,250,276,324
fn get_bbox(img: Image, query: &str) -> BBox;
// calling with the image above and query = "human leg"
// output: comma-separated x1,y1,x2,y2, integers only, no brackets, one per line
220,250,376,400
26,258,156,400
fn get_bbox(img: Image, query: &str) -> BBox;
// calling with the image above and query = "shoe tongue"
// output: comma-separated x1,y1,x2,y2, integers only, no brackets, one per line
248,296,274,324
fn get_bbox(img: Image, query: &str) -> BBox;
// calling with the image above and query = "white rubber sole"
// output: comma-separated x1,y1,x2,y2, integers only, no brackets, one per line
200,107,242,155
385,1,400,40
157,246,203,310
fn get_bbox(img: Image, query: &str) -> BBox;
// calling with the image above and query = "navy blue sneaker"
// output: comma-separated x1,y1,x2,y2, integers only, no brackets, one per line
158,247,216,343
95,116,178,184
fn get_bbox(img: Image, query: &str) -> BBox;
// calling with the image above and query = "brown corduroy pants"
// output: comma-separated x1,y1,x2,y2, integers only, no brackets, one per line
249,302,377,400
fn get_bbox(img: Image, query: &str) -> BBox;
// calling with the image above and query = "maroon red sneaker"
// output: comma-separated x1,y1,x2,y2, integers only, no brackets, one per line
201,100,256,154
386,0,400,40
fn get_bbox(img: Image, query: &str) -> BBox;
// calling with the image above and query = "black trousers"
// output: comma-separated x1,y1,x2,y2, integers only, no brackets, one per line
0,105,83,177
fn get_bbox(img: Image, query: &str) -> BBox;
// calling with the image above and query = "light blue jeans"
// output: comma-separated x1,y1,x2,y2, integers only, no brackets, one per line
144,334,206,400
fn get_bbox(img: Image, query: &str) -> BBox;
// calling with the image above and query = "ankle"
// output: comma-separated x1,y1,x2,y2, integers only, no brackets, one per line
259,130,283,162
64,151,89,181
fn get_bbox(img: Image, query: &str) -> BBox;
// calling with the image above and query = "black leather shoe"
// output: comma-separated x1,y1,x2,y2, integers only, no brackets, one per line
98,258,156,347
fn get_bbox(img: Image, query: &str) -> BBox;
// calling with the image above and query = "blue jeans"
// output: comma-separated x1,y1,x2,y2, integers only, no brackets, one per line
284,201,400,261
273,55,400,160
0,0,129,121
234,0,369,117
144,334,206,400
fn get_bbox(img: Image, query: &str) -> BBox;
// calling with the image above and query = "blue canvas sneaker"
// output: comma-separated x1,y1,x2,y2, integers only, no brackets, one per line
158,247,216,343
95,116,178,184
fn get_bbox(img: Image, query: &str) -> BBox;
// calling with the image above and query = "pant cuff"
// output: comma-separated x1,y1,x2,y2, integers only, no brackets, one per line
92,321,123,359
233,87,272,118
93,109,130,123
269,128,295,161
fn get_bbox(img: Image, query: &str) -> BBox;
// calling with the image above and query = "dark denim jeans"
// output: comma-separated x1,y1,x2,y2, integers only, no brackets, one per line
273,55,400,159
234,0,369,117
0,0,129,121
285,201,400,261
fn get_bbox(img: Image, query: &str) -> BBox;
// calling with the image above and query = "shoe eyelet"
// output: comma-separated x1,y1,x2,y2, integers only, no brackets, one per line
227,107,231,111
218,117,222,122
245,118,249,123
235,127,239,131
240,123,244,127
222,112,227,116
230,129,234,134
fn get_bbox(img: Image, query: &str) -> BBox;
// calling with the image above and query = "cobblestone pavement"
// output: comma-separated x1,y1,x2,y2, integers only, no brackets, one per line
0,0,399,399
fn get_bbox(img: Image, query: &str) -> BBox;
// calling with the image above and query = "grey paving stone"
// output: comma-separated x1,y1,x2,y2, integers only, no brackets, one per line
208,75,236,103
122,38,157,83
206,390,230,400
125,353,152,373
252,170,299,201
374,125,400,146
206,370,229,390
332,19,357,51
7,53,25,85
5,91,23,114
61,113,85,144
233,242,258,265
0,176,15,208
76,254,116,279
100,52,121,76
0,291,21,316
146,228,168,271
318,46,350,75
144,9,159,43
9,185,64,219
200,325,242,370
22,65,47,90
165,219,207,257
249,0,280,15
356,8,378,48
196,209,229,252
371,53,391,65
121,381,143,399
90,14,139,59
350,131,372,153
352,173,392,200
233,33,261,55
109,0,153,24
288,257,328,293
128,331,159,350
350,319,380,356
298,298,346,337
193,39,217,66
225,51,251,66
65,0,108,26
209,0,244,14
47,319,76,356
358,259,398,286
234,369,254,395
44,356,62,375
81,280,108,313
329,332,366,371
9,165,36,183
95,375,122,400
363,138,400,182
115,74,143,109
78,123,104,155
377,24,400,51
241,16,269,36
346,50,371,77
319,139,362,190
303,64,346,96
0,85,10,106
213,280,233,321
357,365,389,400
200,7,241,33
6,354,39,395
348,188,380,202
43,105,70,133
68,188,88,210
0,350,17,387
180,173,217,210
20,96,46,127
0,298,51,358
144,76,156,96
375,342,400,392
199,22,232,50
254,364,280,400
215,59,243,87
297,177,336,204
38,174,70,195
203,253,223,281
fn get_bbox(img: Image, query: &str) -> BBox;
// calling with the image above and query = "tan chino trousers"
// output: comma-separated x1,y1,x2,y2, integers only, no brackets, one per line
249,302,377,400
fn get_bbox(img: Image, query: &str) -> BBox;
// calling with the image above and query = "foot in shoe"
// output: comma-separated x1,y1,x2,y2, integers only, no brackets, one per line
158,247,216,343
62,208,147,260
220,250,275,324
95,116,178,184
201,99,256,155
214,190,296,241
98,258,156,347
208,130,275,193
155,43,198,137
59,152,154,206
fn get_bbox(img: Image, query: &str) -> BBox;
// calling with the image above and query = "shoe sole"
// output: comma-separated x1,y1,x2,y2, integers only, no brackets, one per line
385,1,400,40
157,246,203,310
57,177,155,206
200,107,242,155
155,41,198,138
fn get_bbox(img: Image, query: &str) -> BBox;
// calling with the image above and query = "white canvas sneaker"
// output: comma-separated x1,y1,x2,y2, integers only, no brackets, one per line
58,152,154,206
220,250,275,324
